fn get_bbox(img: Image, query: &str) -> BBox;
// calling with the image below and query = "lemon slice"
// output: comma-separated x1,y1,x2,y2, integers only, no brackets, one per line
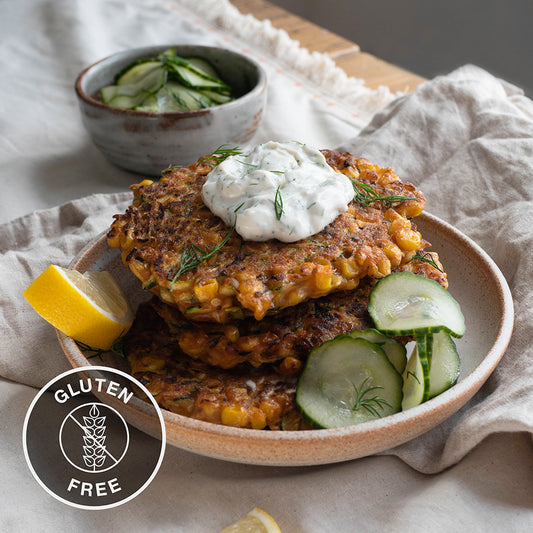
23,265,133,349
219,507,281,533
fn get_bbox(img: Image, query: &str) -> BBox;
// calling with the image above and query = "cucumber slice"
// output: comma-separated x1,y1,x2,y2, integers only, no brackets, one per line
368,271,465,338
296,336,403,428
113,58,160,84
100,82,144,104
155,81,190,113
200,89,233,105
417,334,433,402
186,57,220,79
134,94,159,112
401,331,460,409
116,60,162,86
401,342,425,410
100,66,166,108
346,328,407,374
164,81,212,111
427,331,460,399
107,91,152,109
166,60,231,92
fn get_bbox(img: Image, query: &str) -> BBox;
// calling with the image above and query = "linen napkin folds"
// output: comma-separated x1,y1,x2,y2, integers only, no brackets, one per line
2,4,533,474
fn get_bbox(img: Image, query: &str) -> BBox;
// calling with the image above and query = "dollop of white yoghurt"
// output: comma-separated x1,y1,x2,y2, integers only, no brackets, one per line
201,141,354,242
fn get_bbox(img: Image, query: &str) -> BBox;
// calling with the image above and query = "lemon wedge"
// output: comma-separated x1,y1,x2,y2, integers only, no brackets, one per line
23,265,133,349
219,507,281,533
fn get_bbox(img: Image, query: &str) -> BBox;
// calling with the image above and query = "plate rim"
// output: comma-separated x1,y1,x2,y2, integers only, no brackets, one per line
59,211,514,465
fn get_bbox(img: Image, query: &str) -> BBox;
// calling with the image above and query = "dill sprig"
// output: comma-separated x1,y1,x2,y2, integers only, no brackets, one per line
235,160,258,168
170,226,235,287
199,145,242,167
274,186,284,220
409,251,443,272
351,377,392,418
352,180,414,207
76,332,128,361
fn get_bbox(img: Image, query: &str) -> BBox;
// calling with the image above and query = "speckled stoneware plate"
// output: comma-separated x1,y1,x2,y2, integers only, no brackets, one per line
58,212,514,466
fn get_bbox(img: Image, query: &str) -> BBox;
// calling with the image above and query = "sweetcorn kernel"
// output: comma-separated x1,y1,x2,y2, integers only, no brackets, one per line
201,402,221,422
194,279,219,302
382,242,402,268
285,287,306,307
259,401,281,422
376,170,398,186
389,218,410,235
394,228,422,251
314,269,333,291
250,408,267,430
398,201,424,218
279,357,303,376
337,258,359,279
377,255,392,276
384,208,402,222
221,405,248,427
223,325,240,342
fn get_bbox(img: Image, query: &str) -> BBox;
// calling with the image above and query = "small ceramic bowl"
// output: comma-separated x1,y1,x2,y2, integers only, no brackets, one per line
75,45,267,176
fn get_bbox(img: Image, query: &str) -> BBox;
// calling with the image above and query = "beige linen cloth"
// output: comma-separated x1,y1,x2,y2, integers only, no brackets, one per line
1,1,533,530
3,64,533,476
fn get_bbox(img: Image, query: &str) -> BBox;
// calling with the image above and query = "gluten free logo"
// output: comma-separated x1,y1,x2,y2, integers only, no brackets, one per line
23,366,166,509
59,402,129,474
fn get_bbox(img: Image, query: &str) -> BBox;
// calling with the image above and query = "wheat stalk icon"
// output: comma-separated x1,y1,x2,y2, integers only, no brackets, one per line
81,404,107,471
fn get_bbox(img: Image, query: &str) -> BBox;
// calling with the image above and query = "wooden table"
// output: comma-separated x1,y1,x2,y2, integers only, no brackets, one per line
230,0,426,93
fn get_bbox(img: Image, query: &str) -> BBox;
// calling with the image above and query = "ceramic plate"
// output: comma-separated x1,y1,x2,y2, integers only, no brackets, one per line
59,212,514,466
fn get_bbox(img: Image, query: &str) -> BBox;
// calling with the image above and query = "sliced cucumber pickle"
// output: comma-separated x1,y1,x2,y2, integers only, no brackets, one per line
347,328,407,374
401,330,460,410
99,48,233,112
401,342,425,410
115,60,163,86
100,65,166,108
368,271,465,338
296,336,403,429
417,334,433,402
164,81,213,111
427,330,460,399
186,57,220,79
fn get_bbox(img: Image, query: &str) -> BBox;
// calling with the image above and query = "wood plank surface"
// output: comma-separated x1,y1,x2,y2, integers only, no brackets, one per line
230,0,426,93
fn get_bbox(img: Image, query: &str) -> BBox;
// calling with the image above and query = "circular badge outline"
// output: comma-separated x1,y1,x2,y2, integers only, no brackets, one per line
22,365,167,510
59,401,130,474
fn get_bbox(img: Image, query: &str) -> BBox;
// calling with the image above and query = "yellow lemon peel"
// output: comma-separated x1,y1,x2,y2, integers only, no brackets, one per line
23,265,133,349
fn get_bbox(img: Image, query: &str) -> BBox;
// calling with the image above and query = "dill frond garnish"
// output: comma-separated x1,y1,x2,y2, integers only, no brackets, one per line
274,185,284,220
235,160,258,168
76,331,128,360
351,377,392,418
199,145,242,167
170,226,235,287
351,180,414,207
409,251,443,272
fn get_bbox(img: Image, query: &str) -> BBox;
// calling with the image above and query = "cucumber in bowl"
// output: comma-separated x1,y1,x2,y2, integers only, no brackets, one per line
296,272,465,429
99,48,233,112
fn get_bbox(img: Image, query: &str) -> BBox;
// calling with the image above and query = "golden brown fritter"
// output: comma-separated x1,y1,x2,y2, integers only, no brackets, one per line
148,253,446,376
123,253,446,429
125,303,309,430
107,150,427,323
151,280,375,376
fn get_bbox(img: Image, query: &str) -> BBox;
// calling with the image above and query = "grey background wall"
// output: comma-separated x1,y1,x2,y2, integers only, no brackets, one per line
269,0,533,98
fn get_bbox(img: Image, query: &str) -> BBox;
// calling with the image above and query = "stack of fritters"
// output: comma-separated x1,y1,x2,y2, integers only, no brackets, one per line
109,150,447,430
